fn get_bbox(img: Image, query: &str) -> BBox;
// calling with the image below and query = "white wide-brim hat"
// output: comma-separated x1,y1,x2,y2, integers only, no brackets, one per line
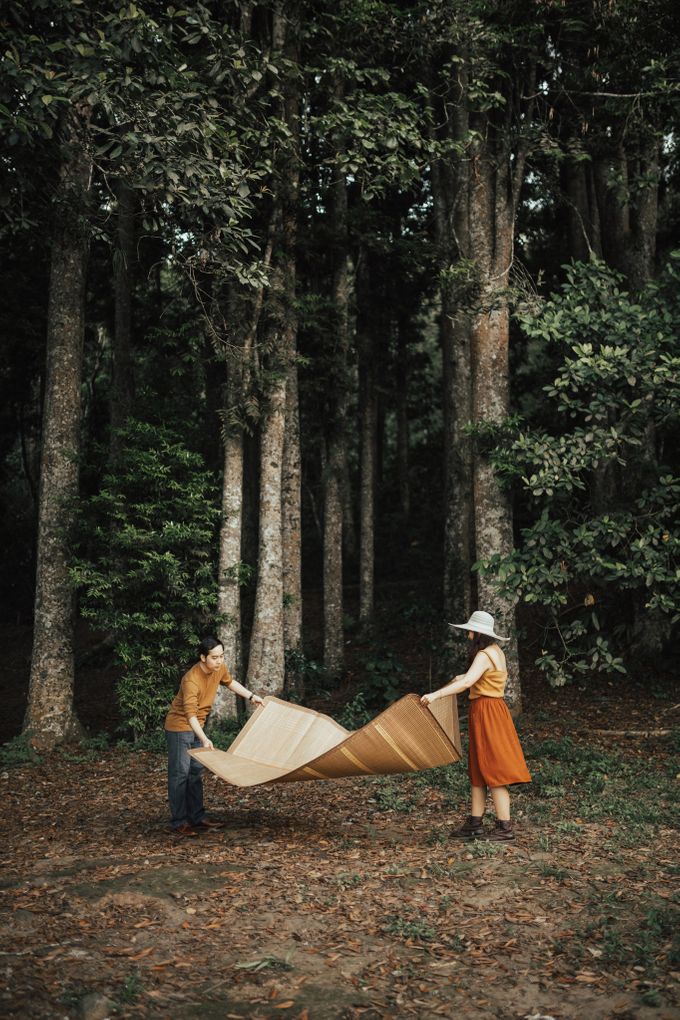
449,610,509,642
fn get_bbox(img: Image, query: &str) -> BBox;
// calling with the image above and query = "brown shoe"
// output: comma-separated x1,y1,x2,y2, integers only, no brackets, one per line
192,819,224,831
452,815,485,839
484,819,515,841
173,823,199,837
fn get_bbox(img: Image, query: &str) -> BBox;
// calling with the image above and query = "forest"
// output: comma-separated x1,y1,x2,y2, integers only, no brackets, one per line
0,2,679,1019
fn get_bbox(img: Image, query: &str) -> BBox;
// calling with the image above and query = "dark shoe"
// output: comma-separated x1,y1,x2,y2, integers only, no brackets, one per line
484,819,515,842
172,823,199,838
452,815,485,839
192,819,224,831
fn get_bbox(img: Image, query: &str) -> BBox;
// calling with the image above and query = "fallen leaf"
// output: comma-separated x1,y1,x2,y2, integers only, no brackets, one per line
129,947,154,961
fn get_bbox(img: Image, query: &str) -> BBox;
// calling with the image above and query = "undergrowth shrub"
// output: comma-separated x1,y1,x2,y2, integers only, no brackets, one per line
72,421,221,739
0,734,42,768
480,255,680,687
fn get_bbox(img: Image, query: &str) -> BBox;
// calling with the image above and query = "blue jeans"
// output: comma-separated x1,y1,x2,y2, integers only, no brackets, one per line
165,730,207,829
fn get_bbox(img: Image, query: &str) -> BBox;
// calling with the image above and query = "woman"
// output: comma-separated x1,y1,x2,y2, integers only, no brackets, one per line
164,636,265,837
421,611,531,841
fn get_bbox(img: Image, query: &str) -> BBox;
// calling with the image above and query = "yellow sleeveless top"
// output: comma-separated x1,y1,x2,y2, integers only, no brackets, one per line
468,649,507,700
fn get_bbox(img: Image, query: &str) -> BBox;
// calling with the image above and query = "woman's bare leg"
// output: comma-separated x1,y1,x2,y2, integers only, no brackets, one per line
490,785,510,821
471,784,487,816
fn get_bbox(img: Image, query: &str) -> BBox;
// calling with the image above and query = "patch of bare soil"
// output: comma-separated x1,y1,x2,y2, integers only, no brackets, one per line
1,675,679,1020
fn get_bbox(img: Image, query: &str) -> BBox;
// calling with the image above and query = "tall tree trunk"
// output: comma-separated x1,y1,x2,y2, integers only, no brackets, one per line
24,105,92,749
562,159,602,262
246,2,297,697
245,358,287,696
245,220,287,696
467,140,521,712
356,254,376,631
323,157,349,677
213,302,247,721
430,71,474,630
395,315,410,521
626,137,659,291
110,179,135,458
281,2,302,672
341,449,357,560
283,362,302,653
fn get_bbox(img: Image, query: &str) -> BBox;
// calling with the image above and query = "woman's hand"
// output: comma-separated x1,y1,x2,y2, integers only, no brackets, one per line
421,693,436,706
251,695,265,707
201,737,214,750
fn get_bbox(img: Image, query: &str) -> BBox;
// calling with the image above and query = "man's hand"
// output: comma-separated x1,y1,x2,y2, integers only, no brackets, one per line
201,738,214,750
251,695,265,707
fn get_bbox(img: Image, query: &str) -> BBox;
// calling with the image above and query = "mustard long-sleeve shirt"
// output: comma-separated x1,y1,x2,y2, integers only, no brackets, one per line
164,663,233,731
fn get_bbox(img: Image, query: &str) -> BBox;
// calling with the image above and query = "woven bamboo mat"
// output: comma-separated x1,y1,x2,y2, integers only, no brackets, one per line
189,693,462,787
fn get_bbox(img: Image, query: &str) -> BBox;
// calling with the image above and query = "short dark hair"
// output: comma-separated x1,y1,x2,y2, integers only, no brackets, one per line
467,632,496,668
198,636,224,658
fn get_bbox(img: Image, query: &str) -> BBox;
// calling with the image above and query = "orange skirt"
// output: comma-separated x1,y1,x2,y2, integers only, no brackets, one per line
467,696,531,788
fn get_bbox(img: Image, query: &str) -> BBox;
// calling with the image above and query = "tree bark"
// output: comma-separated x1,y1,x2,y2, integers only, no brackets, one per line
341,448,357,560
626,137,659,291
356,253,376,631
246,361,287,696
245,1,298,697
280,2,302,668
323,157,349,677
395,315,410,521
24,105,92,749
283,358,302,649
110,179,136,458
467,139,521,711
429,70,474,630
213,293,247,721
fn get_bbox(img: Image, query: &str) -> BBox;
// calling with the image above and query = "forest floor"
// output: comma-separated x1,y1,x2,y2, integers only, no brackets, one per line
0,612,679,1020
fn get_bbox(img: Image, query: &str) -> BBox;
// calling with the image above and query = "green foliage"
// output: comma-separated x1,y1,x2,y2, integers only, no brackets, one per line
338,691,372,730
208,717,243,751
359,652,404,707
117,972,144,1005
57,732,110,764
384,915,436,942
72,420,220,738
284,649,328,700
481,256,680,685
0,734,42,769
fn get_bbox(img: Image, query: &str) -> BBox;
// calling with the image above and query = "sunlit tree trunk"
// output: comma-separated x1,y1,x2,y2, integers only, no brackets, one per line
24,105,92,749
246,1,298,697
213,299,247,721
246,354,287,696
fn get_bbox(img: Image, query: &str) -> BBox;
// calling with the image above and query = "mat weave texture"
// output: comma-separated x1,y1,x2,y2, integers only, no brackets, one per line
189,693,462,787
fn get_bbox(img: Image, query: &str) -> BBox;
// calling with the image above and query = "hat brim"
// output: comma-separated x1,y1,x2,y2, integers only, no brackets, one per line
448,622,509,642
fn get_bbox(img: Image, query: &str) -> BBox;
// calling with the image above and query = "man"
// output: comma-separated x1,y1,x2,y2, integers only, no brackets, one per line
164,636,265,836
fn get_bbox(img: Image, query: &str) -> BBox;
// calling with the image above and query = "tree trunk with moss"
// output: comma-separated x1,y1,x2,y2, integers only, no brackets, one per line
24,106,92,749
466,131,528,713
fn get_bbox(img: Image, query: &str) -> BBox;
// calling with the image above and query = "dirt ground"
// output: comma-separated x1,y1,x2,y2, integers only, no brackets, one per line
1,664,678,1020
